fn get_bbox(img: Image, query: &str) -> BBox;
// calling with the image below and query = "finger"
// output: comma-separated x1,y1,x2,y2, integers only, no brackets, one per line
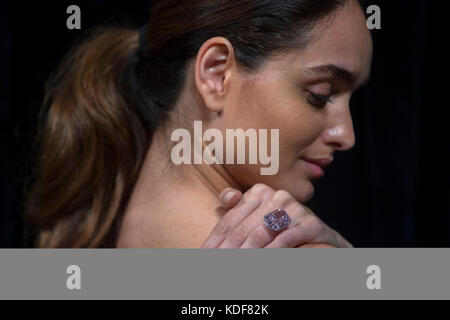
265,215,338,248
240,224,279,248
264,222,316,248
257,202,310,248
219,188,243,209
219,190,304,248
297,208,353,247
322,229,353,248
201,185,273,248
240,205,310,249
201,197,261,248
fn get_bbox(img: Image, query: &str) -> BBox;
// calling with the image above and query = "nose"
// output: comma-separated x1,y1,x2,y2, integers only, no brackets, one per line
322,107,356,151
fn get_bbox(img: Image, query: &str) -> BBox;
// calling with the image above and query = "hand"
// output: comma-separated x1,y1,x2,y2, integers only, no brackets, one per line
201,184,353,248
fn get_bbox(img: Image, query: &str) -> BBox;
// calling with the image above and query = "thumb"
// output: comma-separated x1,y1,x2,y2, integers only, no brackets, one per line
219,188,243,209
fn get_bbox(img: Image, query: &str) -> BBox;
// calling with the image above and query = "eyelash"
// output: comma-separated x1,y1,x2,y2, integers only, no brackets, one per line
307,92,333,108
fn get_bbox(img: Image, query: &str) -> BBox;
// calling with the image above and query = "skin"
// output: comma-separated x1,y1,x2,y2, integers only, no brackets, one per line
116,0,373,248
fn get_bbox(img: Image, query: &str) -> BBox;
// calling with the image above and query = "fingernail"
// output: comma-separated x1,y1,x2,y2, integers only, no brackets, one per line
224,192,234,205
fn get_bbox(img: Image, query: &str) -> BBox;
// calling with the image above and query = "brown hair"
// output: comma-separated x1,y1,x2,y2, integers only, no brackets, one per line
25,0,352,248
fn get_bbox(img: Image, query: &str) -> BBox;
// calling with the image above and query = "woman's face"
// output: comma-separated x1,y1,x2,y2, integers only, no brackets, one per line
222,1,373,203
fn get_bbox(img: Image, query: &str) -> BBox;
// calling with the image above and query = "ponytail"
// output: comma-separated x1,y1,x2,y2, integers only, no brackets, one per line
25,27,149,247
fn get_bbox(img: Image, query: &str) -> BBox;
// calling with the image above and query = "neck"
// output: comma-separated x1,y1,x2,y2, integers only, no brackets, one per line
118,124,242,247
191,137,243,196
156,122,243,196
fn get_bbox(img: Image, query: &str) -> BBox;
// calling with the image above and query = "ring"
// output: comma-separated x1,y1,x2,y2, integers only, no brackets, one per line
264,209,292,232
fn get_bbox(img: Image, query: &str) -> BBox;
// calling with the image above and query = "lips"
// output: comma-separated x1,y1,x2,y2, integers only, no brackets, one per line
300,157,333,178
302,157,333,168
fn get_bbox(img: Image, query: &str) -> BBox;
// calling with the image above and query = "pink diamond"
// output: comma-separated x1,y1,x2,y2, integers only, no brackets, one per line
264,209,291,232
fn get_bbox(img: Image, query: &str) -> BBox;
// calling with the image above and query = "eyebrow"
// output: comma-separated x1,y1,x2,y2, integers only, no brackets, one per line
306,64,369,87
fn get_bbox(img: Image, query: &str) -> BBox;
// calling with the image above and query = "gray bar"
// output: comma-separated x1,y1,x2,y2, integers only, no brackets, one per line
0,249,449,300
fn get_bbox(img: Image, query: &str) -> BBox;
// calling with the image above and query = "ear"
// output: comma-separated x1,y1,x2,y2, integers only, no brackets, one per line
194,37,235,113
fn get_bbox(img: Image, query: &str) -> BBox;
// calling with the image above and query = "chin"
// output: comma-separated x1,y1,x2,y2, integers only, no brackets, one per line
282,179,315,204
249,171,315,203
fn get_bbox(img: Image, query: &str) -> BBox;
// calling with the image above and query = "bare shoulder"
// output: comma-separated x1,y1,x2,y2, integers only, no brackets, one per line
116,199,221,248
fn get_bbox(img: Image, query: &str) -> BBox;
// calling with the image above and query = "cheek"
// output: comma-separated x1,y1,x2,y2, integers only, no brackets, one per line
222,76,324,197
279,109,324,156
246,91,325,161
226,79,325,165
229,80,313,131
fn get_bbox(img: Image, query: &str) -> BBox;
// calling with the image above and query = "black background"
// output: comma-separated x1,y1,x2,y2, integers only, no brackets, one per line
1,0,449,247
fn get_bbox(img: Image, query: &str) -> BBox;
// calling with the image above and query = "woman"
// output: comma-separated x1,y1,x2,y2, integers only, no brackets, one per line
25,0,372,248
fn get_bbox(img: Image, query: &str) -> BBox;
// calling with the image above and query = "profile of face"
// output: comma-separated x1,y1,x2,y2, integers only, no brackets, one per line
193,0,373,203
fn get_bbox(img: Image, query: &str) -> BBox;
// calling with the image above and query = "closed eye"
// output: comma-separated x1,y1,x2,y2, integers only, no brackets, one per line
307,91,333,108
